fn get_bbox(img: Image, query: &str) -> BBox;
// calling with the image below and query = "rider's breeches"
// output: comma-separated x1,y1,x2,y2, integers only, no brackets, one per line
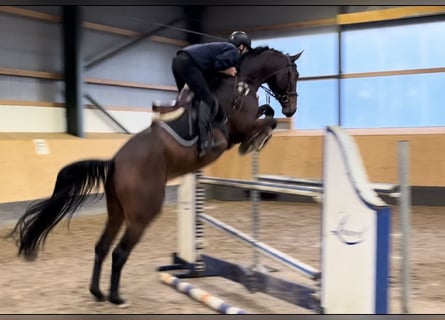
171,52,216,108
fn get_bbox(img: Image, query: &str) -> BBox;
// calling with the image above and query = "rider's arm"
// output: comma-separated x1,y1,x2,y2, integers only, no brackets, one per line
214,44,240,72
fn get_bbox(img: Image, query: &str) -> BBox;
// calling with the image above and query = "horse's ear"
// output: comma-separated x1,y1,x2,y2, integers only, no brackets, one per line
290,50,303,62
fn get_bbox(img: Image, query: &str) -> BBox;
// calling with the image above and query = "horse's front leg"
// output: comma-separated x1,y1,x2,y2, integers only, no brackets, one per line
238,117,277,155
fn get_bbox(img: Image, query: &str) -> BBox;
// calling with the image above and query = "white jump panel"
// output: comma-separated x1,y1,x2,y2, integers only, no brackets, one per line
321,125,390,314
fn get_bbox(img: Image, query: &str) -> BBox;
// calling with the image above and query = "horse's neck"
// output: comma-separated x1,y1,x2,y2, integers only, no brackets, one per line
240,73,261,91
240,53,280,90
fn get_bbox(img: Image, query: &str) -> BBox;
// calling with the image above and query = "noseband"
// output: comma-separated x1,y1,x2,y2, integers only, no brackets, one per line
260,55,298,104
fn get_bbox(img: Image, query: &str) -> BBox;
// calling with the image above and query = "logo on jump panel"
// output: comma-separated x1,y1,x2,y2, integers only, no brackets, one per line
331,214,367,245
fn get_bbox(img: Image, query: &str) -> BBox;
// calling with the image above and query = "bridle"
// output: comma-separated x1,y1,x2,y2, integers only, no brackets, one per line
230,52,298,114
260,55,298,105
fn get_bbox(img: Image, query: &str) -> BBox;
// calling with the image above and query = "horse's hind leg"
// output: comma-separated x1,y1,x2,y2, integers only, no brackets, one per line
107,185,165,306
89,185,124,301
107,223,147,306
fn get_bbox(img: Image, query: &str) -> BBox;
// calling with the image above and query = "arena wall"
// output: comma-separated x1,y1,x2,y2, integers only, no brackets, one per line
204,130,445,187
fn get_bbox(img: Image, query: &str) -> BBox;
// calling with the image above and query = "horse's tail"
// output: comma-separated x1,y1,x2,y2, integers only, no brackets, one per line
6,159,114,261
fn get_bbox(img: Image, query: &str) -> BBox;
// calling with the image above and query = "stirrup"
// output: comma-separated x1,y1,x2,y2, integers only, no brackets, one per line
198,142,208,158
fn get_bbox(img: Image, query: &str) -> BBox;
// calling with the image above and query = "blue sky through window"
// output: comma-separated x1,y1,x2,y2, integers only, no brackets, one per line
251,20,445,129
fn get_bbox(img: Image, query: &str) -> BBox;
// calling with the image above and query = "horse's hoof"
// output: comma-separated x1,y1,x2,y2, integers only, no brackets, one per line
108,295,129,308
23,250,38,262
238,144,249,155
245,144,255,154
255,133,272,151
239,142,254,155
90,287,106,302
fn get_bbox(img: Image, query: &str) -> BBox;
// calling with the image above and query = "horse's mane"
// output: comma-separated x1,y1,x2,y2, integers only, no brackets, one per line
240,46,284,65
248,46,270,56
247,46,283,57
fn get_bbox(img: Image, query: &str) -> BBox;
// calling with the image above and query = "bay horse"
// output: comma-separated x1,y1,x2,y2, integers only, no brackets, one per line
7,46,302,307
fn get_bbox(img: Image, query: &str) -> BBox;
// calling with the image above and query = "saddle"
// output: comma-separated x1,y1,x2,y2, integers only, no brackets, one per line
152,85,193,114
151,86,215,146
151,81,272,150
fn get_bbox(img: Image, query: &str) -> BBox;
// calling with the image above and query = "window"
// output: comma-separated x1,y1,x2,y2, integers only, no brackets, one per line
252,16,445,130
342,20,445,73
296,80,338,129
341,18,445,128
341,73,445,128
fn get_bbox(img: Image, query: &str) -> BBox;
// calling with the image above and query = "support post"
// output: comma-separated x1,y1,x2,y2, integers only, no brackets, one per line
63,6,84,137
183,6,206,44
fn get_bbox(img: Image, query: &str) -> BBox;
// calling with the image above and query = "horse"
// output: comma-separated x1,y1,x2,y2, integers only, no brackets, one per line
6,46,303,307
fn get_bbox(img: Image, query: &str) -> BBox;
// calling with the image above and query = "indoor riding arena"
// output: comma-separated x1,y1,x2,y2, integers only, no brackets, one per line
0,4,444,315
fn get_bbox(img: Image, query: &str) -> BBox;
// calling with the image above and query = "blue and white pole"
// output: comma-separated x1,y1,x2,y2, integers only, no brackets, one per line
160,272,248,314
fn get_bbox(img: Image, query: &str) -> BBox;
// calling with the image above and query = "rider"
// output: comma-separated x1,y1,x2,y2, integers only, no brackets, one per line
171,31,251,158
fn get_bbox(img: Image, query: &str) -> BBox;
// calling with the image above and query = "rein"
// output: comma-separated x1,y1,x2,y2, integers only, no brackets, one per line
229,75,250,113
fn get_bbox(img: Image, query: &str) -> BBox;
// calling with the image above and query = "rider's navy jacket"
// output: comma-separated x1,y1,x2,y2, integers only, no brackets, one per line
178,42,240,72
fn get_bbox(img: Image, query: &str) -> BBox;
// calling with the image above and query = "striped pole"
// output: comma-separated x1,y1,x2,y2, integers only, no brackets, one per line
251,150,260,268
398,141,411,313
159,272,248,314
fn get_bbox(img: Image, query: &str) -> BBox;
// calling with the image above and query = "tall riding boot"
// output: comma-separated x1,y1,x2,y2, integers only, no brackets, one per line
197,100,217,158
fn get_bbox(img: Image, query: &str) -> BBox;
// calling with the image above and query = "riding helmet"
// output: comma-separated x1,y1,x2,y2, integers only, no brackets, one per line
229,31,251,48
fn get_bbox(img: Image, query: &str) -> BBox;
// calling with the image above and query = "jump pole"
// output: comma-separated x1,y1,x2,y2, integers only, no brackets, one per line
159,125,392,314
159,272,247,314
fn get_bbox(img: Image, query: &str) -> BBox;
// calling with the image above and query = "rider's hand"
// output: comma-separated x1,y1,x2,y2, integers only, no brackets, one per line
220,67,237,76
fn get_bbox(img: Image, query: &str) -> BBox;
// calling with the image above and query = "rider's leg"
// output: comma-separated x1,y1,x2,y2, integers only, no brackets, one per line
171,54,186,92
196,98,223,157
172,53,221,156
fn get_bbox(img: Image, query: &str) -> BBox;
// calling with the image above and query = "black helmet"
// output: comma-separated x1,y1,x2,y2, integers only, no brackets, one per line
229,31,251,48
